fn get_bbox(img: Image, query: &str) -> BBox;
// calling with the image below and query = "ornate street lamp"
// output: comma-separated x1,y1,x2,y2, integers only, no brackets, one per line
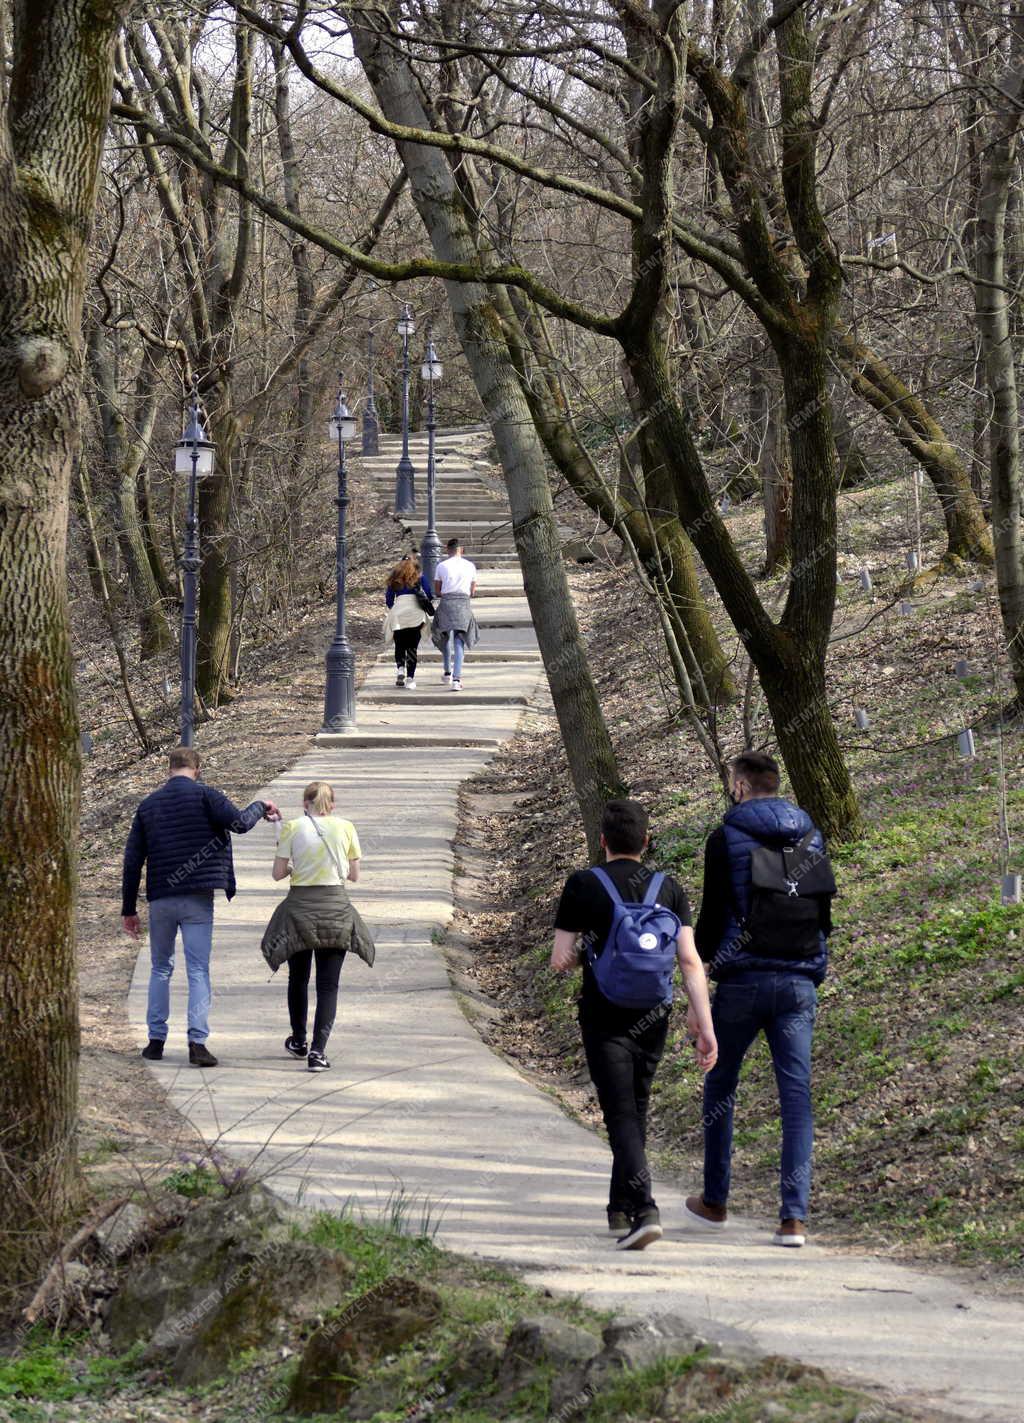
419,326,444,586
394,302,417,513
174,382,216,747
320,383,358,735
362,322,380,456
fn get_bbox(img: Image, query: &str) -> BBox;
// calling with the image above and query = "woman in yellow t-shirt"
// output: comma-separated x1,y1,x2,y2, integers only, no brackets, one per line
270,781,361,1071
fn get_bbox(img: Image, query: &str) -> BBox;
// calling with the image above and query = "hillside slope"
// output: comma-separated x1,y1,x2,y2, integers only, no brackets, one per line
453,475,1024,1279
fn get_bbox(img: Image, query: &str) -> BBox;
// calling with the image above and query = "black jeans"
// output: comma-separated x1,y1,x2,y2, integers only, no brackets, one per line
393,626,422,677
287,948,346,1053
580,1004,669,1219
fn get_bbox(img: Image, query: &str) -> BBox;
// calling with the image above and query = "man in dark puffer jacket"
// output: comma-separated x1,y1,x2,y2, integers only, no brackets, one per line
121,746,280,1066
684,752,832,1249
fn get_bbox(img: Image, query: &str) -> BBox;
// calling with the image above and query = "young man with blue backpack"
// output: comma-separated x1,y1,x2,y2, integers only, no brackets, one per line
551,799,717,1250
685,752,835,1248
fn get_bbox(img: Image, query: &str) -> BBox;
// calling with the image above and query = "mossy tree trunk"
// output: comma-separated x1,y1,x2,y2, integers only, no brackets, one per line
0,0,133,1300
974,29,1024,708
347,5,625,857
836,327,995,568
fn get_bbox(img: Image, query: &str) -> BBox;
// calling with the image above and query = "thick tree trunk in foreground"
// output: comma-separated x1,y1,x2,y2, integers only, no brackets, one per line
0,0,131,1302
348,8,624,856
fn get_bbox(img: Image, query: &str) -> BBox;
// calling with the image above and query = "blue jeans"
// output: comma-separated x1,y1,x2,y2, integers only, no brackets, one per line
443,630,465,679
702,971,817,1221
147,892,215,1043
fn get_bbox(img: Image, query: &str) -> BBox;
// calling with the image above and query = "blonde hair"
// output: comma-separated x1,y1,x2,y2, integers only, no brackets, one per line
303,781,335,814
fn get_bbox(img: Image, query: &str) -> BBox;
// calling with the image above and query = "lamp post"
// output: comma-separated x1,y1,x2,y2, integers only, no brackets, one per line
173,383,216,747
320,382,358,735
362,322,379,456
394,302,416,513
419,326,444,586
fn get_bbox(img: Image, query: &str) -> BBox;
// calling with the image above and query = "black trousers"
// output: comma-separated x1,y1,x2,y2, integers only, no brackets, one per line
393,626,422,677
580,1004,669,1219
287,948,346,1053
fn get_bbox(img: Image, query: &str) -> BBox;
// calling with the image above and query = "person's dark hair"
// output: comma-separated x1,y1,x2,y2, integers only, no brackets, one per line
446,537,461,553
169,746,201,772
730,751,780,795
601,799,649,855
387,554,421,592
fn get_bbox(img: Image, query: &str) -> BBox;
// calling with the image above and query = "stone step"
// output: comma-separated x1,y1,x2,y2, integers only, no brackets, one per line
364,663,535,702
314,700,528,749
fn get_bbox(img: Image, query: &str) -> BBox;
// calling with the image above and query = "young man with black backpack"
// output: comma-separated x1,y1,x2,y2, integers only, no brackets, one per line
685,752,835,1248
552,800,717,1250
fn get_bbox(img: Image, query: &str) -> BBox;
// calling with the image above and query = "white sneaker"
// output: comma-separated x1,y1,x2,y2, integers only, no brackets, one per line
406,678,417,690
452,678,463,691
442,671,451,684
395,671,405,686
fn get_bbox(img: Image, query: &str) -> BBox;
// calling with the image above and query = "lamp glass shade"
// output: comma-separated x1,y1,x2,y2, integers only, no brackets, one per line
421,357,443,381
174,440,215,476
175,404,215,476
329,400,357,443
397,310,415,338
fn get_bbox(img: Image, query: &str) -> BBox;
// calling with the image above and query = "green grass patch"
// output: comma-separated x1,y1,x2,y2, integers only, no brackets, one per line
0,1333,144,1404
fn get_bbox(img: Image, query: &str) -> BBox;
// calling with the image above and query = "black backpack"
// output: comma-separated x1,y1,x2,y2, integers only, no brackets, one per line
744,830,836,958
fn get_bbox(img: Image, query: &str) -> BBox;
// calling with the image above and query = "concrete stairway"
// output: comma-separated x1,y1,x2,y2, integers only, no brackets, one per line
318,428,542,748
361,429,568,568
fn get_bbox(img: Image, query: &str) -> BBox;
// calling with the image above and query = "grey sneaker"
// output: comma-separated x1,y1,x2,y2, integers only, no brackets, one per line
607,1210,630,1235
615,1211,663,1251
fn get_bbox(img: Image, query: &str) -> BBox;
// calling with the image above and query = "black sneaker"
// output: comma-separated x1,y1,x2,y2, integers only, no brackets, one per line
616,1211,663,1251
307,1050,330,1073
607,1210,630,1235
285,1036,308,1058
188,1042,218,1068
141,1039,164,1061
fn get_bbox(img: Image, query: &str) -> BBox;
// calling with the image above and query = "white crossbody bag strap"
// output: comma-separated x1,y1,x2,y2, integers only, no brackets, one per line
305,812,347,884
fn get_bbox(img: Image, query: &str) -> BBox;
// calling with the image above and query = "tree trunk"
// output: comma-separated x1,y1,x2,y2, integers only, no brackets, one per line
87,326,173,658
118,462,173,658
74,456,151,751
502,292,737,707
138,463,175,601
347,6,624,856
975,58,1024,708
836,327,995,567
761,395,792,575
196,407,238,707
827,368,874,489
0,0,131,1299
623,329,862,842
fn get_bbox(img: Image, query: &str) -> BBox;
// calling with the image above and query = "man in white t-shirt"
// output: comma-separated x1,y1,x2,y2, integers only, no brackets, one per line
433,538,478,689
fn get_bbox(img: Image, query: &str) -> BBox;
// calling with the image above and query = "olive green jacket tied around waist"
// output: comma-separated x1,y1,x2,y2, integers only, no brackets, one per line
260,885,376,972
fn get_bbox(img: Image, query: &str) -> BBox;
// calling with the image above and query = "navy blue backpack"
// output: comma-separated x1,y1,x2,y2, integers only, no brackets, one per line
587,868,682,1010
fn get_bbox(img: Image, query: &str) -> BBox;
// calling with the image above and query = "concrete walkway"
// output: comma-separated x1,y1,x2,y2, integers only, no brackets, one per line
130,430,1023,1422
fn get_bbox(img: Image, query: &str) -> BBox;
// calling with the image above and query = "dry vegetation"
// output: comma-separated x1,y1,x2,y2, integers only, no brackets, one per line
453,470,1024,1283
